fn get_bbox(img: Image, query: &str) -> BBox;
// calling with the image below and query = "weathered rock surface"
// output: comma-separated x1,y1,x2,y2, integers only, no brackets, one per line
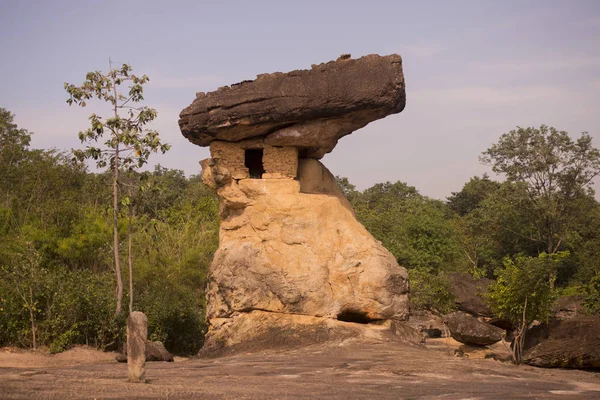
201,160,410,351
552,295,585,320
407,310,447,339
525,316,600,369
7,341,600,399
448,273,493,317
201,310,421,356
179,54,405,158
444,312,504,346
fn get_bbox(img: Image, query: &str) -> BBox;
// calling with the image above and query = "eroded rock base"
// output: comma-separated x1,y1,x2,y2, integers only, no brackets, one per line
201,310,422,356
201,159,410,353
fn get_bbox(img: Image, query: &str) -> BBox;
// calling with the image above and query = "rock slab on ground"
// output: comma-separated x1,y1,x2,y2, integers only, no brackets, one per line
444,312,504,346
525,316,600,369
3,341,600,399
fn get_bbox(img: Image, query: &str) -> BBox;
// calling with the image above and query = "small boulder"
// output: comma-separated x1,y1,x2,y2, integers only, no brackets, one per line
448,273,493,317
116,340,174,363
146,341,174,362
407,310,446,338
444,312,504,346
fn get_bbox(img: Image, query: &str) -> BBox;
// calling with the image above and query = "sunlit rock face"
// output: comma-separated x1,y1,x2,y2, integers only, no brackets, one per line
179,54,411,354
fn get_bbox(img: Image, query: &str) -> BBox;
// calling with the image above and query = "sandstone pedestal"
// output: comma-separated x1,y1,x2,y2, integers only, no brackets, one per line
200,160,411,352
127,312,148,383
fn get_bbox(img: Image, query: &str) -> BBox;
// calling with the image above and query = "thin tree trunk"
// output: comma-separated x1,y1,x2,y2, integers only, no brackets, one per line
111,58,123,316
113,149,122,315
29,287,36,350
128,205,133,314
512,297,528,365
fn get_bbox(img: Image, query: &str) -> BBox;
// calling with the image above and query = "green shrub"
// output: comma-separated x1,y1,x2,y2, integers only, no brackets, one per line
408,269,456,315
486,252,563,364
584,273,600,315
137,282,207,355
49,327,80,354
486,253,563,326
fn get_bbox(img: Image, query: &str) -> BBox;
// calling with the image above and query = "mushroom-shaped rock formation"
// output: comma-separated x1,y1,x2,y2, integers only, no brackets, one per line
179,54,411,354
179,53,405,158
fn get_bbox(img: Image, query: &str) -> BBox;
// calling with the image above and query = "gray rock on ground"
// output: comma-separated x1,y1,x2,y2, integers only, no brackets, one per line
447,273,493,317
444,312,505,346
146,341,174,362
116,341,174,363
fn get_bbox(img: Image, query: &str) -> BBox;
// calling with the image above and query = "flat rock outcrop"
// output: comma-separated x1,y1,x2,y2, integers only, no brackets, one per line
180,54,409,353
179,54,405,158
444,312,504,346
201,311,421,356
525,316,600,369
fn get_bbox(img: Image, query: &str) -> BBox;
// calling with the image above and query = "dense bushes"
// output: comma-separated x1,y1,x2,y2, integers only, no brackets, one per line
407,269,456,314
0,178,218,354
0,110,219,354
0,246,121,351
0,177,218,354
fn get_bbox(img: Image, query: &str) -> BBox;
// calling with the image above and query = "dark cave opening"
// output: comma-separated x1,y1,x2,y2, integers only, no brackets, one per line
336,309,375,324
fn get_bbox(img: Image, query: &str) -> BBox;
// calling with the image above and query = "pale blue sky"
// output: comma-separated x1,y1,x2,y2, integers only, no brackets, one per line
2,0,599,199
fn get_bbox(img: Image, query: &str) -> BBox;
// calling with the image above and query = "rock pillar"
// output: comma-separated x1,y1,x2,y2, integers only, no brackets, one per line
127,311,148,383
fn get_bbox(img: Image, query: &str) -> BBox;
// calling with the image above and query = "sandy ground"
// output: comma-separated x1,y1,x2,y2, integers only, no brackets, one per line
1,340,599,399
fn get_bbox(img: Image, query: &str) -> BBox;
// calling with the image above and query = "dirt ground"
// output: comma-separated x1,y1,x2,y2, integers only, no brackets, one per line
1,339,599,399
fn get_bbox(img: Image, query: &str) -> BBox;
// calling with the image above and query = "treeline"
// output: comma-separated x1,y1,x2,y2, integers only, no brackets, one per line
341,175,600,314
341,125,600,327
0,109,219,354
1,108,599,355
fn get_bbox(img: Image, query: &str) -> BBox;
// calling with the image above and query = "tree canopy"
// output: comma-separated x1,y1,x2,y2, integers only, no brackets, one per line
481,125,600,254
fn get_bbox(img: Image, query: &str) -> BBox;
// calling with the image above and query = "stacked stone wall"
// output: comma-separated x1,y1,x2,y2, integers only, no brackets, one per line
263,146,298,179
210,141,248,179
210,140,298,180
